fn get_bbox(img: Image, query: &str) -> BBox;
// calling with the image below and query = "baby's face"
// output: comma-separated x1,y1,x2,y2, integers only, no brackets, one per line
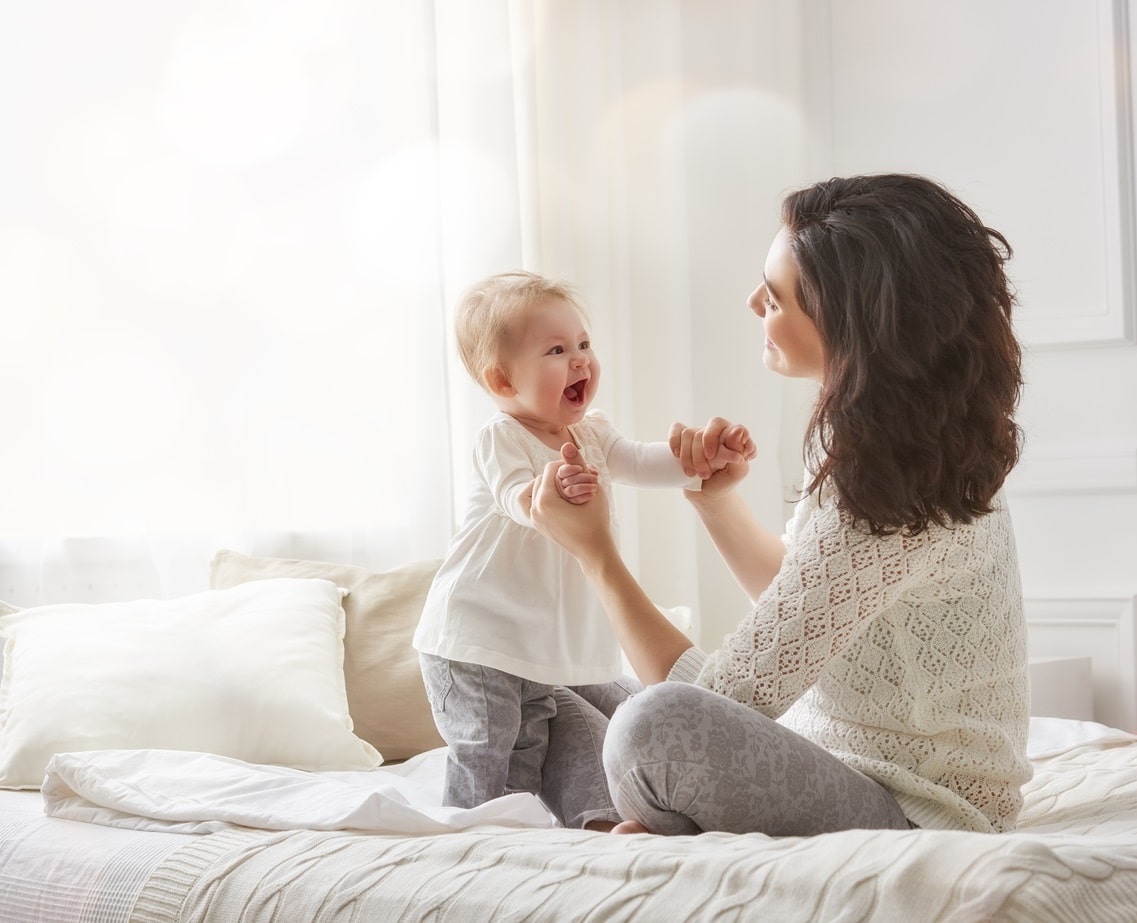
495,296,601,435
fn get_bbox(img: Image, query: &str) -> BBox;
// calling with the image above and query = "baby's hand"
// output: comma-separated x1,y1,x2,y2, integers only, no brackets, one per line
557,442,600,505
712,423,758,471
669,417,757,486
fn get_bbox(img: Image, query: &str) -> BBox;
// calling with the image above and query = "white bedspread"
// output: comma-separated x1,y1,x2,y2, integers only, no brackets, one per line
41,747,554,834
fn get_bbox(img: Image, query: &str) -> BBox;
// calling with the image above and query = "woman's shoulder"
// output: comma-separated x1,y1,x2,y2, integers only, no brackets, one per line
787,490,990,568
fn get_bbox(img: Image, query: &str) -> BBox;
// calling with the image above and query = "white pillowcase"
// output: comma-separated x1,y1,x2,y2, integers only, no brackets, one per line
0,578,381,789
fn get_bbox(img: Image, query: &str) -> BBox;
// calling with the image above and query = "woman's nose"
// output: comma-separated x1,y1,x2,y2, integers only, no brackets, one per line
748,288,765,317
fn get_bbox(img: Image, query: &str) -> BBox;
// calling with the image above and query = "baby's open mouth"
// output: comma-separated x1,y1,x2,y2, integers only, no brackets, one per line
564,379,587,405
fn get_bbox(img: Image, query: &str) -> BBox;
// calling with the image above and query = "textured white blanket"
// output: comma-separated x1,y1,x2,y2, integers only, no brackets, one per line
127,722,1137,922
41,747,554,834
25,719,1137,922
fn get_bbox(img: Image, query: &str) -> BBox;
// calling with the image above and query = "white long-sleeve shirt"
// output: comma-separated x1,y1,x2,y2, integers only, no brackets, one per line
414,410,695,685
668,484,1033,833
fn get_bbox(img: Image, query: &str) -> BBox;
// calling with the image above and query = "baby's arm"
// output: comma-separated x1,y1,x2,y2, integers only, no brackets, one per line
556,443,600,505
603,424,755,489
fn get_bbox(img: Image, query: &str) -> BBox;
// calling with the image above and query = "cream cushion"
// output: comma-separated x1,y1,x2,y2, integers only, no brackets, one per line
0,578,380,790
210,551,444,761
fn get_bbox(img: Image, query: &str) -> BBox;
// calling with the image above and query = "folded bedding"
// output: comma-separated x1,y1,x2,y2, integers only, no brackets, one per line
41,747,553,835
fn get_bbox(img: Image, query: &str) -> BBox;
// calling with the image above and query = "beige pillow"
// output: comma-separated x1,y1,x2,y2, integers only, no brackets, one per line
210,551,444,761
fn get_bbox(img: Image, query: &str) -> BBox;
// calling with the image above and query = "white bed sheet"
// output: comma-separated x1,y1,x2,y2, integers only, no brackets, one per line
35,717,1137,837
40,746,553,834
2,748,549,923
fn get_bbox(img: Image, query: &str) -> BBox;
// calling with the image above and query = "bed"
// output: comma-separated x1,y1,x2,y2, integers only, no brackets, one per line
3,551,1137,922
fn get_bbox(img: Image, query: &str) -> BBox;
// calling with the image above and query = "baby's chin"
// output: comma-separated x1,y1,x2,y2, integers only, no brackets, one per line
559,398,592,425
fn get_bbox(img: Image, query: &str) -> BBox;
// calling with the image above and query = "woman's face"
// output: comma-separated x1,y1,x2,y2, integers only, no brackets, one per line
747,227,825,382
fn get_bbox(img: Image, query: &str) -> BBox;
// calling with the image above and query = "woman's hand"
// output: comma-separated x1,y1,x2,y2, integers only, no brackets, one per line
669,417,756,498
534,448,693,684
669,418,783,601
530,444,618,571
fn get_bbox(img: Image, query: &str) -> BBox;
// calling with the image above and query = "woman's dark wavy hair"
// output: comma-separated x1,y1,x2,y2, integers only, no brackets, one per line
782,173,1023,535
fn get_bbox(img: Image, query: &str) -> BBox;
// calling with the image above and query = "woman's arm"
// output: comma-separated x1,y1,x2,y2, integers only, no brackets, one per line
529,455,693,684
685,490,787,604
670,418,786,603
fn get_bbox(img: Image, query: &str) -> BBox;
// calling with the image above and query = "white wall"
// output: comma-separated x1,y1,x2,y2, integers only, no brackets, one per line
529,1,817,645
585,1,1137,670
10,1,1130,696
800,0,1137,722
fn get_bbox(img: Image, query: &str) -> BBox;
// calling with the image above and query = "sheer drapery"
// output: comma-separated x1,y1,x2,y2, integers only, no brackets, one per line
3,2,812,642
1,1,533,604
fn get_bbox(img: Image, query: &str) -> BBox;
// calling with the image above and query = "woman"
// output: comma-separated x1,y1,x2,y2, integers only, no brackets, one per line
531,173,1031,836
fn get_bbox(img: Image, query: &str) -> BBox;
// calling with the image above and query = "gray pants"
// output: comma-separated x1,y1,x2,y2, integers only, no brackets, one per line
419,653,639,828
602,682,912,835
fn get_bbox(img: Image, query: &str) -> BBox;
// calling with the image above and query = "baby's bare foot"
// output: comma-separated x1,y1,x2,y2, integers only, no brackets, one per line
612,820,651,835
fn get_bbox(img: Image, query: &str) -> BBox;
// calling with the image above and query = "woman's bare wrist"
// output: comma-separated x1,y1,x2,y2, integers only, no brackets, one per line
685,485,734,512
576,537,622,580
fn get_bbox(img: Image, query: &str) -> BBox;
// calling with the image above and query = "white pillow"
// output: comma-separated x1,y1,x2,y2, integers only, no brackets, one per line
0,602,19,687
0,578,381,789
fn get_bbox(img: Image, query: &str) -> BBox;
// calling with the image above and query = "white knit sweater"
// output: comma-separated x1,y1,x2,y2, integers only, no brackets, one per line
669,487,1032,833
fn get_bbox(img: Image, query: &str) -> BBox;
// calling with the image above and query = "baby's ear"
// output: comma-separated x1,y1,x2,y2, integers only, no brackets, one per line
482,365,514,397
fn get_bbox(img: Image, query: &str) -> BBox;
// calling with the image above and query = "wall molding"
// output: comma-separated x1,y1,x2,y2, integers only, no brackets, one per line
1016,0,1137,348
1025,595,1137,732
1006,441,1137,495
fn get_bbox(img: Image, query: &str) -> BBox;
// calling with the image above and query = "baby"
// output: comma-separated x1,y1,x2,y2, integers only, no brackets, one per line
413,270,753,823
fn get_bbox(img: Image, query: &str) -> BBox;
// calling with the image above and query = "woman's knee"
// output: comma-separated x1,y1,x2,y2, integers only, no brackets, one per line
603,682,703,774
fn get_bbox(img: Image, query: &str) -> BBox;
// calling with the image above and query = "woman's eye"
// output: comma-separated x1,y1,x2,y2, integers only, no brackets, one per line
765,297,777,312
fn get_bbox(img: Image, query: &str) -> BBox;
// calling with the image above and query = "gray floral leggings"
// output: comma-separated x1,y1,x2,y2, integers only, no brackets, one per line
587,681,912,836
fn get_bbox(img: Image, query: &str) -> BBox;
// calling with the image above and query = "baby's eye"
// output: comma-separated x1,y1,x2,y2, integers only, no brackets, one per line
548,345,564,355
579,340,590,350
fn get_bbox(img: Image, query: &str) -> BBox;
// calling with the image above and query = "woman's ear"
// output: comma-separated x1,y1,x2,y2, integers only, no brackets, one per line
483,365,514,397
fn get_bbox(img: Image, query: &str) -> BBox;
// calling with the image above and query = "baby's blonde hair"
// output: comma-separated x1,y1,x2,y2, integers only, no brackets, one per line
455,270,589,391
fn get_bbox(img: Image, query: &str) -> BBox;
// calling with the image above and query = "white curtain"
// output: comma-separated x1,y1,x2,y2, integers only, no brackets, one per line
505,1,813,642
2,1,812,644
0,0,535,604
